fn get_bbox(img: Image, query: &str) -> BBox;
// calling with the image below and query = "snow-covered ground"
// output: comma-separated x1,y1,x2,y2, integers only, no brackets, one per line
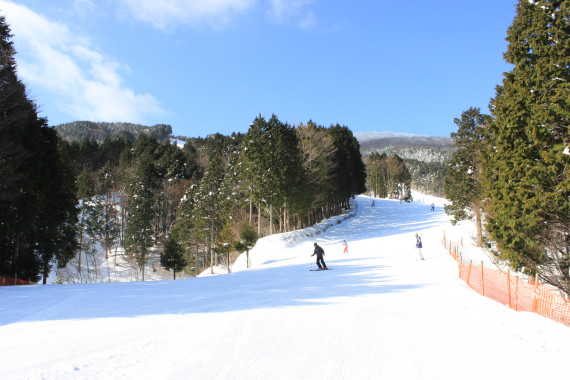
2,195,570,379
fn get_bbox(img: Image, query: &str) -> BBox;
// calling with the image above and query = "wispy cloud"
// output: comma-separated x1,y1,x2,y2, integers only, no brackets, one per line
0,0,163,124
116,0,316,30
267,0,316,29
115,0,257,30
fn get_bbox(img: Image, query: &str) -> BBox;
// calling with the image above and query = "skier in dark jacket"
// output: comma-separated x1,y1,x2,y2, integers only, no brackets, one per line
312,243,327,270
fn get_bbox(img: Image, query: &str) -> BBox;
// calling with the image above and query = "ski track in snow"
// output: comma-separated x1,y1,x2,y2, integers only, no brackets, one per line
2,195,570,379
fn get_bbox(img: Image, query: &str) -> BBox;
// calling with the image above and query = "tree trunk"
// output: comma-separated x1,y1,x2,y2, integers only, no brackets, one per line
210,224,215,274
141,252,145,282
475,207,483,248
78,232,83,281
195,241,199,277
249,194,253,226
269,204,273,235
257,204,262,236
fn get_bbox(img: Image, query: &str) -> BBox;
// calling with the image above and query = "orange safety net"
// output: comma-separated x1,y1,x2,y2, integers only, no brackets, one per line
0,275,35,286
442,237,570,327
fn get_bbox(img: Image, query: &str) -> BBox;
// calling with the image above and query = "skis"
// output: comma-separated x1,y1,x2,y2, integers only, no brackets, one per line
310,268,331,271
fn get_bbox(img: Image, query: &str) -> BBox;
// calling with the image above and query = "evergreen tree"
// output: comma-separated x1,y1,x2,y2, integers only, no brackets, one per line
97,162,120,261
240,114,302,235
77,169,95,199
193,155,229,273
76,168,96,280
124,136,159,281
444,108,491,247
235,223,258,269
35,128,79,284
364,153,409,200
366,152,386,198
485,0,569,295
0,16,77,282
160,234,187,279
216,221,237,273
294,122,336,221
328,124,367,208
384,154,411,200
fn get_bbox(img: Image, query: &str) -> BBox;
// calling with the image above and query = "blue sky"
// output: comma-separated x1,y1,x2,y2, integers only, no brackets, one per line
0,0,517,138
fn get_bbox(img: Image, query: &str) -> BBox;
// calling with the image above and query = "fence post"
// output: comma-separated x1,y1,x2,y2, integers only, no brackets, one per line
515,275,519,311
481,261,485,297
532,273,539,313
467,260,472,287
507,270,512,309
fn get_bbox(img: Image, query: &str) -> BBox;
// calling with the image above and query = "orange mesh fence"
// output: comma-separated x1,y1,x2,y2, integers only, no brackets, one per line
0,275,35,286
442,236,570,327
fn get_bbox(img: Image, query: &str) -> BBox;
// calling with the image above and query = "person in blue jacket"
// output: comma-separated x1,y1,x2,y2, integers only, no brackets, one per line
312,242,327,270
415,233,424,260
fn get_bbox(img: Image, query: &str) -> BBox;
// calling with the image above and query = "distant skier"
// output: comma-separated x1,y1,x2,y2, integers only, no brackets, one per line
342,240,348,254
415,233,424,260
371,200,375,207
430,203,435,212
312,242,327,270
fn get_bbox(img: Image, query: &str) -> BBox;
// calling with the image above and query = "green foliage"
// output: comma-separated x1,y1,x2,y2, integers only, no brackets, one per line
237,223,258,251
485,0,569,295
124,136,160,280
54,121,172,143
293,121,336,214
235,223,258,269
241,114,302,209
35,128,79,283
366,152,411,200
444,108,490,247
161,235,187,279
77,169,95,199
405,159,447,197
0,16,77,282
216,221,237,272
328,124,367,202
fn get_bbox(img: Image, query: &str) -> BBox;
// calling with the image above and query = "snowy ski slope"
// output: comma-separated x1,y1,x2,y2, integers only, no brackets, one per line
2,195,570,379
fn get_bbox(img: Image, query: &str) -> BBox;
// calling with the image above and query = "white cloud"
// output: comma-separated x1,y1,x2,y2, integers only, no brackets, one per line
116,0,257,30
0,0,163,123
116,0,316,30
267,0,316,28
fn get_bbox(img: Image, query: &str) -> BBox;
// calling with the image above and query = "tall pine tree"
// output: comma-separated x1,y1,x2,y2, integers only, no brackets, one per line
124,136,159,281
444,107,491,247
0,15,77,282
485,0,569,295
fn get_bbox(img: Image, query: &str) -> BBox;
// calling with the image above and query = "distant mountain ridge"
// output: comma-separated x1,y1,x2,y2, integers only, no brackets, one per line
54,121,172,143
354,132,453,151
354,131,454,197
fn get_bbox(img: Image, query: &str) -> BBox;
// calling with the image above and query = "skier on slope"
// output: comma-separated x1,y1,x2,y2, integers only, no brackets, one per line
342,240,348,254
312,242,327,270
415,233,424,260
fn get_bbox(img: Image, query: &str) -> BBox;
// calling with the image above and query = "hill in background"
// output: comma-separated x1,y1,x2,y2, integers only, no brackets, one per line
354,132,454,197
53,123,452,197
53,121,173,143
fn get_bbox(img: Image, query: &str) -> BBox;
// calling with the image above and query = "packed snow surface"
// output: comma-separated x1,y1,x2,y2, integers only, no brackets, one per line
2,195,570,379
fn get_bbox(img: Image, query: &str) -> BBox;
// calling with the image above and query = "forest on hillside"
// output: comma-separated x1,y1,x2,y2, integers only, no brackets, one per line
54,121,173,143
361,144,451,197
1,0,568,297
4,103,369,283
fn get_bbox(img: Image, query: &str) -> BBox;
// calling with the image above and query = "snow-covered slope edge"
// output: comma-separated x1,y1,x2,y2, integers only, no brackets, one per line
203,198,360,276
